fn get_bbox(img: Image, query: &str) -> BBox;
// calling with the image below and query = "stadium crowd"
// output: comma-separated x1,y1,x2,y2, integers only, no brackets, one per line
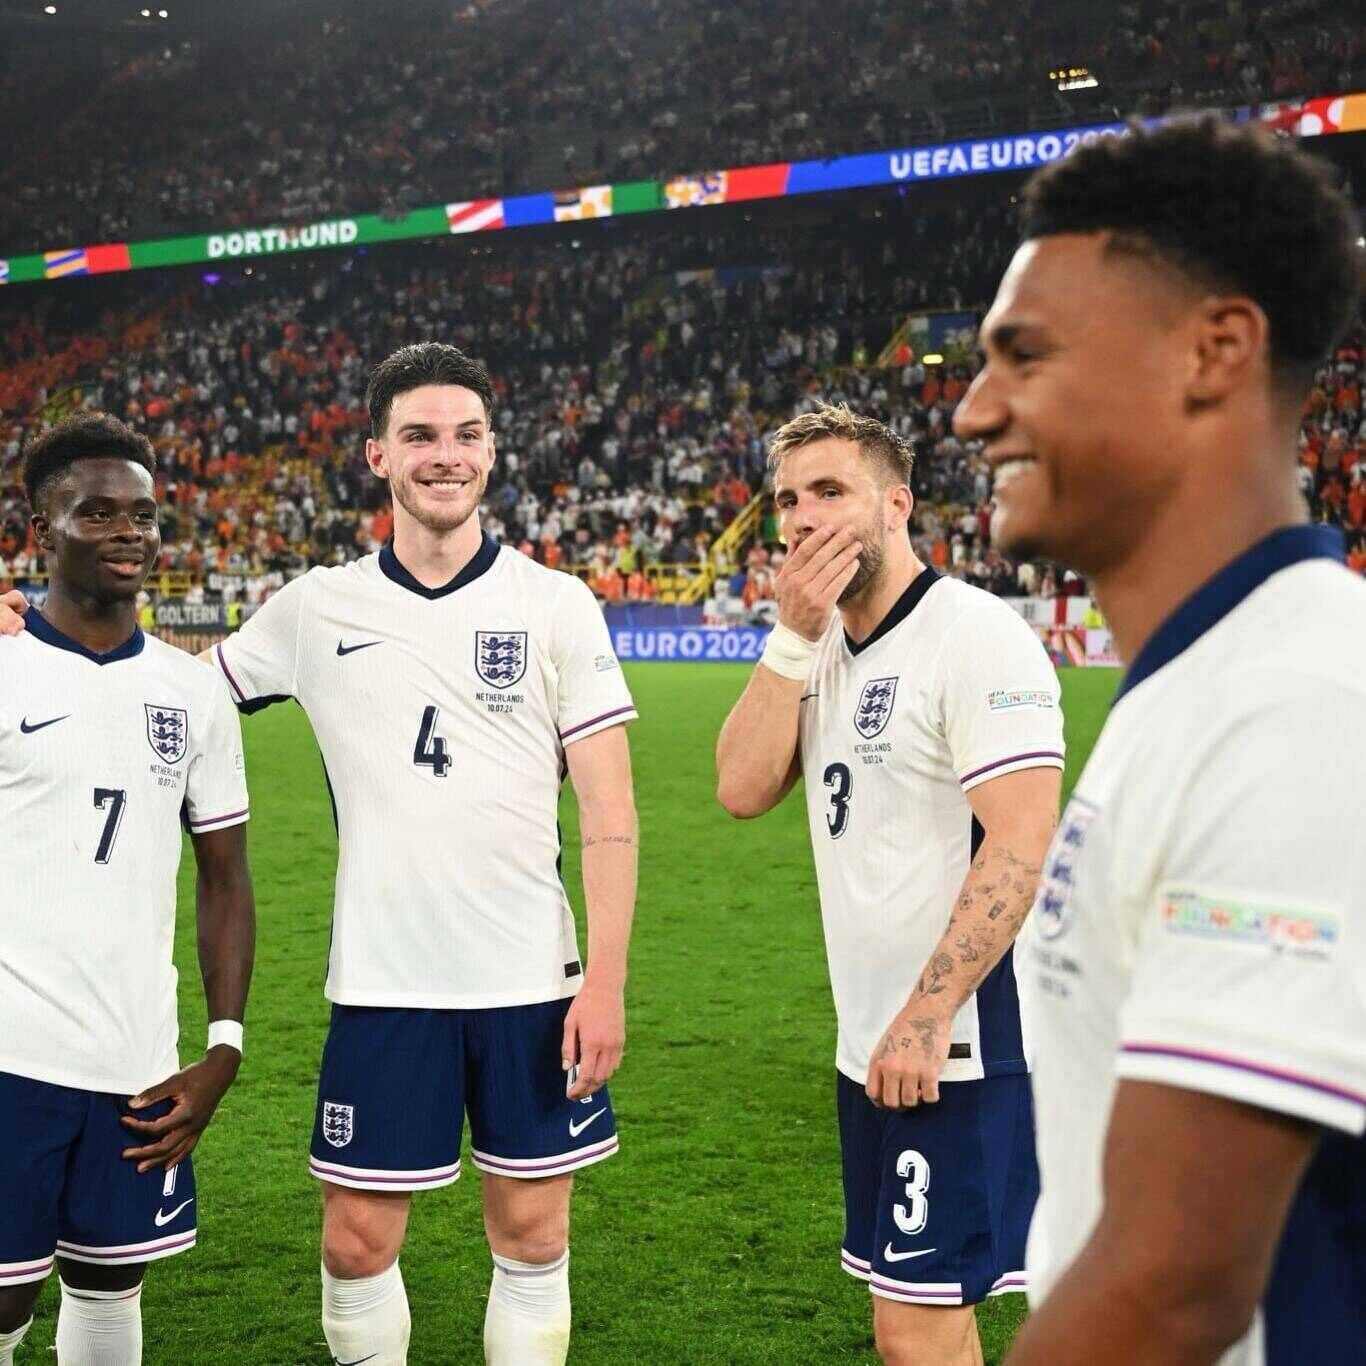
0,0,1361,255
2,190,1362,611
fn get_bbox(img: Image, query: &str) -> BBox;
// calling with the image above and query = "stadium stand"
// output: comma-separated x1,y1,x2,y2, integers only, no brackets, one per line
2,180,1361,609
0,0,1361,253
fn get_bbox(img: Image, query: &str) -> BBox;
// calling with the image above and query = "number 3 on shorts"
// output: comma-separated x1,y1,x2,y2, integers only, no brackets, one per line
893,1148,930,1236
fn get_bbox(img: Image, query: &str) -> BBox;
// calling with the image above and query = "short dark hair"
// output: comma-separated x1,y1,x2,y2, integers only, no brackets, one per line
366,342,496,437
23,412,156,513
1019,115,1363,394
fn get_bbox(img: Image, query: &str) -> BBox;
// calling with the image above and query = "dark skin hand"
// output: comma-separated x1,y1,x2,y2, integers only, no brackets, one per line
121,822,255,1172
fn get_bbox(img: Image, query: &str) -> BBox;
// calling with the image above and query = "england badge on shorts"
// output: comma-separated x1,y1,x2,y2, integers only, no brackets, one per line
322,1101,354,1148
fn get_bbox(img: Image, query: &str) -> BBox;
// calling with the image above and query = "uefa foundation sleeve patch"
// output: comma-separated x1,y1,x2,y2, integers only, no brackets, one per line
1159,888,1340,961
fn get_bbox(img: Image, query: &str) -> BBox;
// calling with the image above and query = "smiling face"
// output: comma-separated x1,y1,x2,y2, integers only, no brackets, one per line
952,234,1196,574
33,457,160,602
365,384,496,534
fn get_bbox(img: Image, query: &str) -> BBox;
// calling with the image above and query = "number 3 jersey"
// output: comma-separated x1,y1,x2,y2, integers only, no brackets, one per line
798,568,1064,1087
0,611,249,1095
213,534,637,1010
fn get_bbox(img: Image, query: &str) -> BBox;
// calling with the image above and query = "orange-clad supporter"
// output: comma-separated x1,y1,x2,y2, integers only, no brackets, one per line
1349,542,1366,574
921,370,942,406
930,535,949,569
1348,482,1366,531
625,570,654,600
541,538,564,571
371,506,394,543
942,372,967,405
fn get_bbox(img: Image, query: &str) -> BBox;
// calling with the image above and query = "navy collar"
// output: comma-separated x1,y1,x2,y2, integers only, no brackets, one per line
1116,524,1344,703
845,565,941,657
26,606,145,664
379,532,500,600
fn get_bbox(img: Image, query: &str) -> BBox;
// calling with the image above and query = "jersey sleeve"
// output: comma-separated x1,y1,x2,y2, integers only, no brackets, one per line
552,576,638,747
1116,680,1366,1135
939,599,1065,792
213,574,307,711
183,671,250,834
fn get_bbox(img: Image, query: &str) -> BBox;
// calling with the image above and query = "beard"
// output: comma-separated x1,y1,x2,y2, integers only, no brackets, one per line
838,525,886,604
392,466,488,532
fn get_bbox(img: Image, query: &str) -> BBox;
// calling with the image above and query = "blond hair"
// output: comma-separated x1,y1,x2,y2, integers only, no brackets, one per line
767,402,914,488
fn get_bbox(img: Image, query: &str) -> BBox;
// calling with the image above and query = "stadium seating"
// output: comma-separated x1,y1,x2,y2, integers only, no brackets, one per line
0,0,1360,253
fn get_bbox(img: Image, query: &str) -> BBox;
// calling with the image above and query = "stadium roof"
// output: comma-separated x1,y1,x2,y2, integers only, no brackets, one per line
0,0,456,34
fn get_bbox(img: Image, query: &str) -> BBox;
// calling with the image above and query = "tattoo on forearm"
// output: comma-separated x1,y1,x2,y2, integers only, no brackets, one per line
916,951,954,997
581,834,637,850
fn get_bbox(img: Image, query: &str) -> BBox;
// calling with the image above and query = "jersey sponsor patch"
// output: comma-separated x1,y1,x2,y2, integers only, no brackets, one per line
1035,797,1098,941
854,677,898,738
144,703,188,764
475,631,527,689
1159,888,1340,961
987,688,1055,711
593,654,620,673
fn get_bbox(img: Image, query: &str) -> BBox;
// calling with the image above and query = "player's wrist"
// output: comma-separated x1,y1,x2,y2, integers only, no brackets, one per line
762,620,820,680
207,1018,243,1056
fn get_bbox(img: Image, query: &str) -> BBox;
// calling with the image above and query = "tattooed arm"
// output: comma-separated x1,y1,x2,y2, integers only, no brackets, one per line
562,723,638,1098
865,765,1060,1109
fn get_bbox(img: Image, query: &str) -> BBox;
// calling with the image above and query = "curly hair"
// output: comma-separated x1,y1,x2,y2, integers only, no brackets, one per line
22,412,156,513
1019,115,1363,393
768,402,914,487
366,342,496,437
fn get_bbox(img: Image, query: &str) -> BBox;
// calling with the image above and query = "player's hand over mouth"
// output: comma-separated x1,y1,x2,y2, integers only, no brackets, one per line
866,1005,953,1109
774,525,862,641
562,980,625,1100
120,1045,243,1172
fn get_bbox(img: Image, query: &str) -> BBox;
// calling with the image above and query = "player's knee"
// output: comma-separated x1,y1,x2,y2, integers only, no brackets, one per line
485,1201,568,1265
322,1203,403,1278
0,1281,44,1334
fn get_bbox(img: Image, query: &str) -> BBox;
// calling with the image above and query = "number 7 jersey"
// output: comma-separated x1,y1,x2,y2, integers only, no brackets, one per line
798,569,1064,1086
213,534,637,1010
0,611,249,1095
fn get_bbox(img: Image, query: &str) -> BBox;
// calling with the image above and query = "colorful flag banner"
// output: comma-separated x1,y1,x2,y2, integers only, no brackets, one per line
446,199,505,233
553,185,613,221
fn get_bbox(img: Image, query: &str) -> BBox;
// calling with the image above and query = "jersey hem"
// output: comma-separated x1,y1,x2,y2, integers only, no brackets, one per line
1117,1040,1366,1135
0,1054,178,1099
324,983,581,1010
835,1058,1028,1088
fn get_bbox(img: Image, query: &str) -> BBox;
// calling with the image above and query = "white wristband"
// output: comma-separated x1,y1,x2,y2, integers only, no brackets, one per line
760,621,820,681
207,1019,243,1055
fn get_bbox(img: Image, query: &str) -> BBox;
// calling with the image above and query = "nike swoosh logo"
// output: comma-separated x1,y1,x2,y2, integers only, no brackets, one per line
568,1107,606,1139
20,715,70,734
334,1357,378,1366
883,1243,937,1262
336,640,382,657
154,1197,195,1227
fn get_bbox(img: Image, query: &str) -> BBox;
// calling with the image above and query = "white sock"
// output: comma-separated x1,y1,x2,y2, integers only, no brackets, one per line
483,1249,571,1366
0,1318,32,1366
55,1281,142,1365
321,1261,410,1366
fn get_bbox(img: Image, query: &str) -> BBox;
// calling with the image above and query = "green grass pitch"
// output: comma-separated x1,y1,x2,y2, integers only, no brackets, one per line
21,664,1119,1364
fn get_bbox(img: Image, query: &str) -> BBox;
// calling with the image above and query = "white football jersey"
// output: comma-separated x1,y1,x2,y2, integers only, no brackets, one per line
0,611,248,1095
798,568,1065,1086
214,535,637,1009
1022,528,1366,1364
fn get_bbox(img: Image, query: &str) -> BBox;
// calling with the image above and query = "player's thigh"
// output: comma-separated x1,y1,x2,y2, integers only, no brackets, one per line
480,1172,573,1264
54,1257,146,1293
0,1282,45,1335
320,1184,413,1278
872,1296,982,1366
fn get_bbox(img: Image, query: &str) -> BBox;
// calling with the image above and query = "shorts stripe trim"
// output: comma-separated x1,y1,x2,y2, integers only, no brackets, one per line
0,1255,54,1283
55,1231,196,1265
309,1156,461,1191
870,1273,964,1305
470,1135,618,1178
840,1249,871,1281
988,1271,1028,1296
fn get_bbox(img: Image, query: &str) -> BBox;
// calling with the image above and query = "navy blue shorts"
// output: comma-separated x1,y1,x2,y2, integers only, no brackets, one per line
837,1070,1037,1306
308,999,619,1192
0,1070,196,1286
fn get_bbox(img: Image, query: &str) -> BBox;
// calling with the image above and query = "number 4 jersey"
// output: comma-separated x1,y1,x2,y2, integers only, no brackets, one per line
798,568,1064,1087
0,611,249,1095
213,534,637,1010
